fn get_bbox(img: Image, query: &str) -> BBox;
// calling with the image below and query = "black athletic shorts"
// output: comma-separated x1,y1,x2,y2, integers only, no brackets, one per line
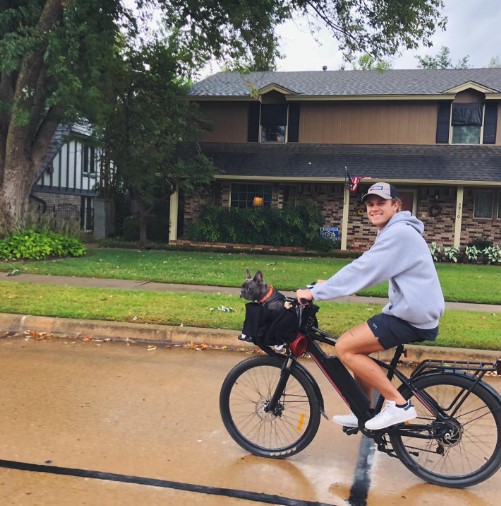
367,313,438,350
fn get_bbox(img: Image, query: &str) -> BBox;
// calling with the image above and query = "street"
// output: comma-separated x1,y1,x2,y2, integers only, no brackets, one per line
0,336,499,505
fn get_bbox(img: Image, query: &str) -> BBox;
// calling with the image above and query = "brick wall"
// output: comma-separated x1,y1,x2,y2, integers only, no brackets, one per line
183,183,501,248
30,192,81,224
460,188,501,245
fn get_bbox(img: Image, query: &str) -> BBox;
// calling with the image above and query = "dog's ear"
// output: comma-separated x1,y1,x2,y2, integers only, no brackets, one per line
254,270,264,285
245,269,252,279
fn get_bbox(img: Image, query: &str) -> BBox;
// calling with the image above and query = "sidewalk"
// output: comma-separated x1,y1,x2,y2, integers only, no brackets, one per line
2,273,500,364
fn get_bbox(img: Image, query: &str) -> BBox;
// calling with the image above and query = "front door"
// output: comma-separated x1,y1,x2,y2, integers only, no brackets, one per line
399,190,416,214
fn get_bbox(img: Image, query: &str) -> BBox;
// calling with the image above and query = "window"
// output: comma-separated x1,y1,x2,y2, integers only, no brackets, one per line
451,104,482,144
474,191,494,218
499,192,501,220
260,104,287,143
248,102,300,143
82,145,96,174
452,125,481,144
231,184,272,208
81,196,94,230
436,101,498,144
261,125,285,143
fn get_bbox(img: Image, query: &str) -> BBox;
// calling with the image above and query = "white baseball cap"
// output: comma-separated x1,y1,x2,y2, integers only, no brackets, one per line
361,182,399,202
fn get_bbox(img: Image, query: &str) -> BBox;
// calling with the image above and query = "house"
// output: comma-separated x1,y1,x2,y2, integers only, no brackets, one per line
31,123,114,239
177,68,501,250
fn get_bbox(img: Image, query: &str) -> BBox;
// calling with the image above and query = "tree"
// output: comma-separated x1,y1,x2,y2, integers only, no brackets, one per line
352,54,393,71
0,0,446,234
416,46,471,69
488,56,501,68
99,42,216,244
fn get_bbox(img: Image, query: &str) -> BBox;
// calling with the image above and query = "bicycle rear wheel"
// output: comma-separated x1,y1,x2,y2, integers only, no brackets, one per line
391,372,501,488
219,355,321,458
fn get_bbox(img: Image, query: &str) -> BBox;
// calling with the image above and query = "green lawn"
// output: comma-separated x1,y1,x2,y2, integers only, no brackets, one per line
1,281,499,351
2,248,501,303
1,248,500,351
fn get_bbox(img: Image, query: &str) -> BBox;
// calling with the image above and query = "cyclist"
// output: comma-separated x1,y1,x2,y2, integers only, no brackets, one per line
296,182,445,430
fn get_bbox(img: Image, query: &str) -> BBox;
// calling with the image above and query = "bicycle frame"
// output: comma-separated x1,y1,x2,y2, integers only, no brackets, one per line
260,316,500,440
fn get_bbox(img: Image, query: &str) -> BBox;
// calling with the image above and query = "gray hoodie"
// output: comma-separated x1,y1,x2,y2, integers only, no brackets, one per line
311,212,445,329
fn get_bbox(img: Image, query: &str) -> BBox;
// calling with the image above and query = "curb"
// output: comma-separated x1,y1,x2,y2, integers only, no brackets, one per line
1,313,499,365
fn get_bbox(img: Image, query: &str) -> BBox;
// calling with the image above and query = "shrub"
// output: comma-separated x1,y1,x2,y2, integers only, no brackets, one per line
0,229,86,260
443,246,460,263
429,242,501,265
187,203,337,251
483,245,501,265
468,237,493,250
429,242,441,262
464,245,481,263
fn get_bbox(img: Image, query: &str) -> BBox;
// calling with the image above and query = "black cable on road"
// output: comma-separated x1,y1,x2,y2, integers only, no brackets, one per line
0,458,338,506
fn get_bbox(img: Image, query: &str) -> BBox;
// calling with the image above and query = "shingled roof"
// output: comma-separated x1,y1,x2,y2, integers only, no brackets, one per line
201,143,501,185
190,68,501,98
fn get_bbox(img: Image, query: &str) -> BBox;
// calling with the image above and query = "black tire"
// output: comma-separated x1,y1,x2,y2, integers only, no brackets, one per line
390,372,501,488
219,355,321,458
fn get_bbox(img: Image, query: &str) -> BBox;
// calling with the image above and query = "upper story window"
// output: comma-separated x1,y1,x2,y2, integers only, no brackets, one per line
436,101,498,145
248,102,300,144
451,104,482,144
260,104,287,143
82,145,96,174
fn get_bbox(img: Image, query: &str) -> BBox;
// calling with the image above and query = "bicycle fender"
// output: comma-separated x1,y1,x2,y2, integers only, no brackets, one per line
410,370,501,401
292,360,326,417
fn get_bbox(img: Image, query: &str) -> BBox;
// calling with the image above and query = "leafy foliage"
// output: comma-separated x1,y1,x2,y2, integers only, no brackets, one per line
0,229,86,260
97,41,217,243
1,0,447,232
415,46,471,69
187,203,337,250
429,242,501,265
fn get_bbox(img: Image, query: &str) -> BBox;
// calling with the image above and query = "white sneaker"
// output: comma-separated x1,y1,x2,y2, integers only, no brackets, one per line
365,401,416,430
332,412,358,428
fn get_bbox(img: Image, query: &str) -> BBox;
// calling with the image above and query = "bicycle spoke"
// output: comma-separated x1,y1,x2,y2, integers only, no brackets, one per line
391,373,501,487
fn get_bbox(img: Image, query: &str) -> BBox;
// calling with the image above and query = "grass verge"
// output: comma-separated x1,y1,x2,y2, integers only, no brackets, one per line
2,249,501,304
1,281,499,351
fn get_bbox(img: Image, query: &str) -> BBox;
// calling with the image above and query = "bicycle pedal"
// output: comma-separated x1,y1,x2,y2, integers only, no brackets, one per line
343,426,359,435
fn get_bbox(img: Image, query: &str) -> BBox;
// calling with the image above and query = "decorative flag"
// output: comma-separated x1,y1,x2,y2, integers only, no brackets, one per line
345,168,371,192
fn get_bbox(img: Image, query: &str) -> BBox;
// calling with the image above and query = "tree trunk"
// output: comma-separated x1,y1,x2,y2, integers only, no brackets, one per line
0,154,35,234
0,0,64,235
130,188,149,245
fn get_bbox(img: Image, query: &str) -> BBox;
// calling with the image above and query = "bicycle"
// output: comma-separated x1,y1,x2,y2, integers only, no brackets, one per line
219,299,501,488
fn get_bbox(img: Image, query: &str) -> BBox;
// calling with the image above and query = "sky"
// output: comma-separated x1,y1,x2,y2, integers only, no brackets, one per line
269,0,501,72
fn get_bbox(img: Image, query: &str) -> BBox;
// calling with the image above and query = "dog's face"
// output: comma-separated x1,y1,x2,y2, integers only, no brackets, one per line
240,269,268,301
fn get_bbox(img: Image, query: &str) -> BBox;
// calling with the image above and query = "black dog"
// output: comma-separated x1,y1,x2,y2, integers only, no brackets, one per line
240,269,286,311
239,270,297,344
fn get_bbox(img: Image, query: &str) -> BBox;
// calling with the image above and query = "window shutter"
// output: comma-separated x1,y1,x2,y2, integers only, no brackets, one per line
436,102,451,144
483,102,498,144
288,103,300,142
247,103,260,142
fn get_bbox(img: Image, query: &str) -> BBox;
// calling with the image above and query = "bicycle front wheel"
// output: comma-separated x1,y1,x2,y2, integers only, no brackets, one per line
391,372,501,488
219,355,321,458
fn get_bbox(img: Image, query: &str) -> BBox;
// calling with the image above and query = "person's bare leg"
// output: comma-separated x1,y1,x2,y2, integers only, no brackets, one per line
335,323,407,405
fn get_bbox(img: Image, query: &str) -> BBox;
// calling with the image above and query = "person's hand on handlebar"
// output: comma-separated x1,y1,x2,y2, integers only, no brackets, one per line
296,279,326,304
296,288,313,304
